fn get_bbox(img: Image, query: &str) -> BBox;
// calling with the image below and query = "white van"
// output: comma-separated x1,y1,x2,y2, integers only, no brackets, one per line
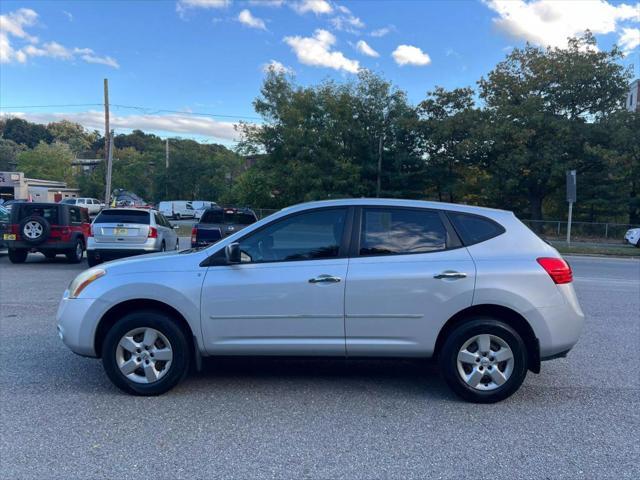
191,200,217,220
158,201,196,219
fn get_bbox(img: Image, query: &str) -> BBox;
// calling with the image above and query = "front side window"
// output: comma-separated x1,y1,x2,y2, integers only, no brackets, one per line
360,208,447,256
239,208,347,263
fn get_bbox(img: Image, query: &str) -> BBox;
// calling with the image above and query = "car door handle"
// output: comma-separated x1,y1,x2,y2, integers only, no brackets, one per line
309,274,342,284
434,271,467,279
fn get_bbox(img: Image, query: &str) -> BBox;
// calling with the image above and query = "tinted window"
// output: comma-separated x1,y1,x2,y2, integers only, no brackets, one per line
21,205,59,224
0,207,8,222
239,208,347,263
94,210,150,224
69,207,81,224
201,209,256,225
448,212,505,245
360,208,447,256
61,198,76,204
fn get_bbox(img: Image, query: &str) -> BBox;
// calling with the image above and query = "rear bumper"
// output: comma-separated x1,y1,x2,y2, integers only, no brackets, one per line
88,248,158,262
5,240,77,250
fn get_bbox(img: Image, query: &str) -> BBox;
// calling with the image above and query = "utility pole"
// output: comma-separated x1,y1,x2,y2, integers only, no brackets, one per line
376,135,382,198
566,170,577,245
103,78,113,204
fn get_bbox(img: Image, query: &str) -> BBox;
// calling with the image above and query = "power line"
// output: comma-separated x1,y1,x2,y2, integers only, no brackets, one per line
0,102,262,121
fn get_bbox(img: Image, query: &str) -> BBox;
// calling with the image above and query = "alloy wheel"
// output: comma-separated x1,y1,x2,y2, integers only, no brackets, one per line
456,334,514,391
115,327,173,384
23,221,43,239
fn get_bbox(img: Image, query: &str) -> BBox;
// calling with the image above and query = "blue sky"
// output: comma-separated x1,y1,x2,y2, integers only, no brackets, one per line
1,0,638,145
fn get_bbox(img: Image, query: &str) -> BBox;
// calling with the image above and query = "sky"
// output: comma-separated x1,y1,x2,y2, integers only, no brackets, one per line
1,0,638,146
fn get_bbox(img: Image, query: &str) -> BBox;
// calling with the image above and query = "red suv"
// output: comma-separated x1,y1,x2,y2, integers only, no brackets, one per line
3,202,91,264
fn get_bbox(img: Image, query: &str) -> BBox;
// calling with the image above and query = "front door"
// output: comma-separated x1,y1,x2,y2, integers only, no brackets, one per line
201,207,351,355
345,207,476,356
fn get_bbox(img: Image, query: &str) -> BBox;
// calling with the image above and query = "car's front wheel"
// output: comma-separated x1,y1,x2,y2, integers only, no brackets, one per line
439,318,527,403
8,248,28,264
101,310,190,395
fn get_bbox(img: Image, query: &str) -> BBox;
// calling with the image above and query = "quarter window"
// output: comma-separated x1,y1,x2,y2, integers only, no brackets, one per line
69,207,81,224
447,212,505,245
239,208,347,263
360,208,447,256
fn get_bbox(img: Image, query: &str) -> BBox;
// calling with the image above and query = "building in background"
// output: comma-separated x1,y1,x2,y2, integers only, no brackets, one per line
0,171,79,203
627,79,639,112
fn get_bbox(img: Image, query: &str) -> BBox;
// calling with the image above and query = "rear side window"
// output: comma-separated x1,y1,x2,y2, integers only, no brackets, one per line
448,212,505,245
21,205,59,224
69,207,82,224
360,208,447,256
95,210,150,224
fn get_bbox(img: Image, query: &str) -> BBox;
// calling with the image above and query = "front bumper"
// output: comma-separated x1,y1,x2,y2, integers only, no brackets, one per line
56,291,109,357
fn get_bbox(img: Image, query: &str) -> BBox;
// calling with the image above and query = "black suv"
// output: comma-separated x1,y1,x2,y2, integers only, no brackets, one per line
3,202,91,264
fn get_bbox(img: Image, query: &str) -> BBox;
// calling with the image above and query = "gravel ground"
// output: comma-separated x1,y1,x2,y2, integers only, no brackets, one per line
0,253,638,479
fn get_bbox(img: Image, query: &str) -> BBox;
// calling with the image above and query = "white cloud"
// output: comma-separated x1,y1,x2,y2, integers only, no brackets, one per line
0,8,119,68
177,0,231,9
248,0,283,6
356,39,379,57
284,28,360,73
330,6,365,33
484,0,640,48
292,0,333,15
262,59,294,74
619,27,640,53
1,111,240,141
370,25,394,37
62,10,73,22
392,44,431,66
238,9,267,29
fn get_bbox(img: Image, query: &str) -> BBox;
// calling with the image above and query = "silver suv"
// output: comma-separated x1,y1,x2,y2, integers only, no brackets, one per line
86,208,179,266
58,199,584,403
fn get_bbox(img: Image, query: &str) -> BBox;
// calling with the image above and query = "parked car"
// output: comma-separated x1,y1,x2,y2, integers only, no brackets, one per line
192,201,217,220
112,190,152,209
0,205,9,249
3,199,29,211
624,227,640,247
87,208,179,266
158,200,196,220
61,197,105,215
3,202,90,263
57,199,584,402
191,206,257,247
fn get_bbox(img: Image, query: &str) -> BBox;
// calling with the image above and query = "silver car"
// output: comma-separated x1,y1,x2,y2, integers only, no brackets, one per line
86,208,179,266
58,199,584,403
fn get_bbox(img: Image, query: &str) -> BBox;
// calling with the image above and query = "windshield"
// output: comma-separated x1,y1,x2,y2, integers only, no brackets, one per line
200,210,256,225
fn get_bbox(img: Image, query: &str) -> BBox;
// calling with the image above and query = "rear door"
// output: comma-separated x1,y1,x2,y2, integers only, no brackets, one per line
92,210,151,245
345,207,475,356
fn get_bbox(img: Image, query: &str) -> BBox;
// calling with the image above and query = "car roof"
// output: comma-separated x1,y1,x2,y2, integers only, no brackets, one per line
278,198,514,221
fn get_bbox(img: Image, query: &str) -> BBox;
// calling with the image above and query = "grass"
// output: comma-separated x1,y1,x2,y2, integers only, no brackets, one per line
553,243,640,257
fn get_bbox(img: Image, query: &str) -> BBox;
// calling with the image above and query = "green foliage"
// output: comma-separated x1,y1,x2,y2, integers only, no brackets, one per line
17,141,76,186
1,118,53,148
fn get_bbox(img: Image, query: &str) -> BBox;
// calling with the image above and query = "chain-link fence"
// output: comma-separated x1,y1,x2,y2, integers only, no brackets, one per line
522,220,637,244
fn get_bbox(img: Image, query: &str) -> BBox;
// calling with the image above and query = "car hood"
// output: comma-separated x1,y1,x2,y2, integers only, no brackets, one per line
100,249,209,274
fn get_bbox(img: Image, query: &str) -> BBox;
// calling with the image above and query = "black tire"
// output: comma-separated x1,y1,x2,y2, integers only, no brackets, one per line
636,239,640,248
8,248,28,264
175,213,181,220
175,239,180,251
43,251,57,260
438,318,527,403
160,241,166,252
87,250,102,267
101,310,190,395
19,216,50,245
65,237,84,263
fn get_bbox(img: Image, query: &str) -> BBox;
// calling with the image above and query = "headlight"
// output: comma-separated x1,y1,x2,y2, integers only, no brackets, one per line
68,268,106,299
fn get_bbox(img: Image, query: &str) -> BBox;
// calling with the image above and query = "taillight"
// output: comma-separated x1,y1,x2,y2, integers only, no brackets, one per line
537,257,573,284
148,226,158,238
191,227,197,244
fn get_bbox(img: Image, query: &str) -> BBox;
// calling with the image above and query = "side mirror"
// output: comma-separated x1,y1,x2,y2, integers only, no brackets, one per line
225,242,241,264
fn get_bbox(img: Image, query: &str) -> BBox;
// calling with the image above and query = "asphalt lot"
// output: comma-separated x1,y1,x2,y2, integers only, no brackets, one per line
0,253,638,479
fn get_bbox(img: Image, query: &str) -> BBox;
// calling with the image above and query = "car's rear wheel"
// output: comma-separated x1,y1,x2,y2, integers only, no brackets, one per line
8,248,28,264
102,310,190,395
439,318,527,403
65,238,84,263
160,241,166,252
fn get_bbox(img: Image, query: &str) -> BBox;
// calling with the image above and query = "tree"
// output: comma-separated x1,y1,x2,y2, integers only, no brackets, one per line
0,138,25,171
47,120,98,155
17,142,75,185
0,118,53,148
478,32,631,220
